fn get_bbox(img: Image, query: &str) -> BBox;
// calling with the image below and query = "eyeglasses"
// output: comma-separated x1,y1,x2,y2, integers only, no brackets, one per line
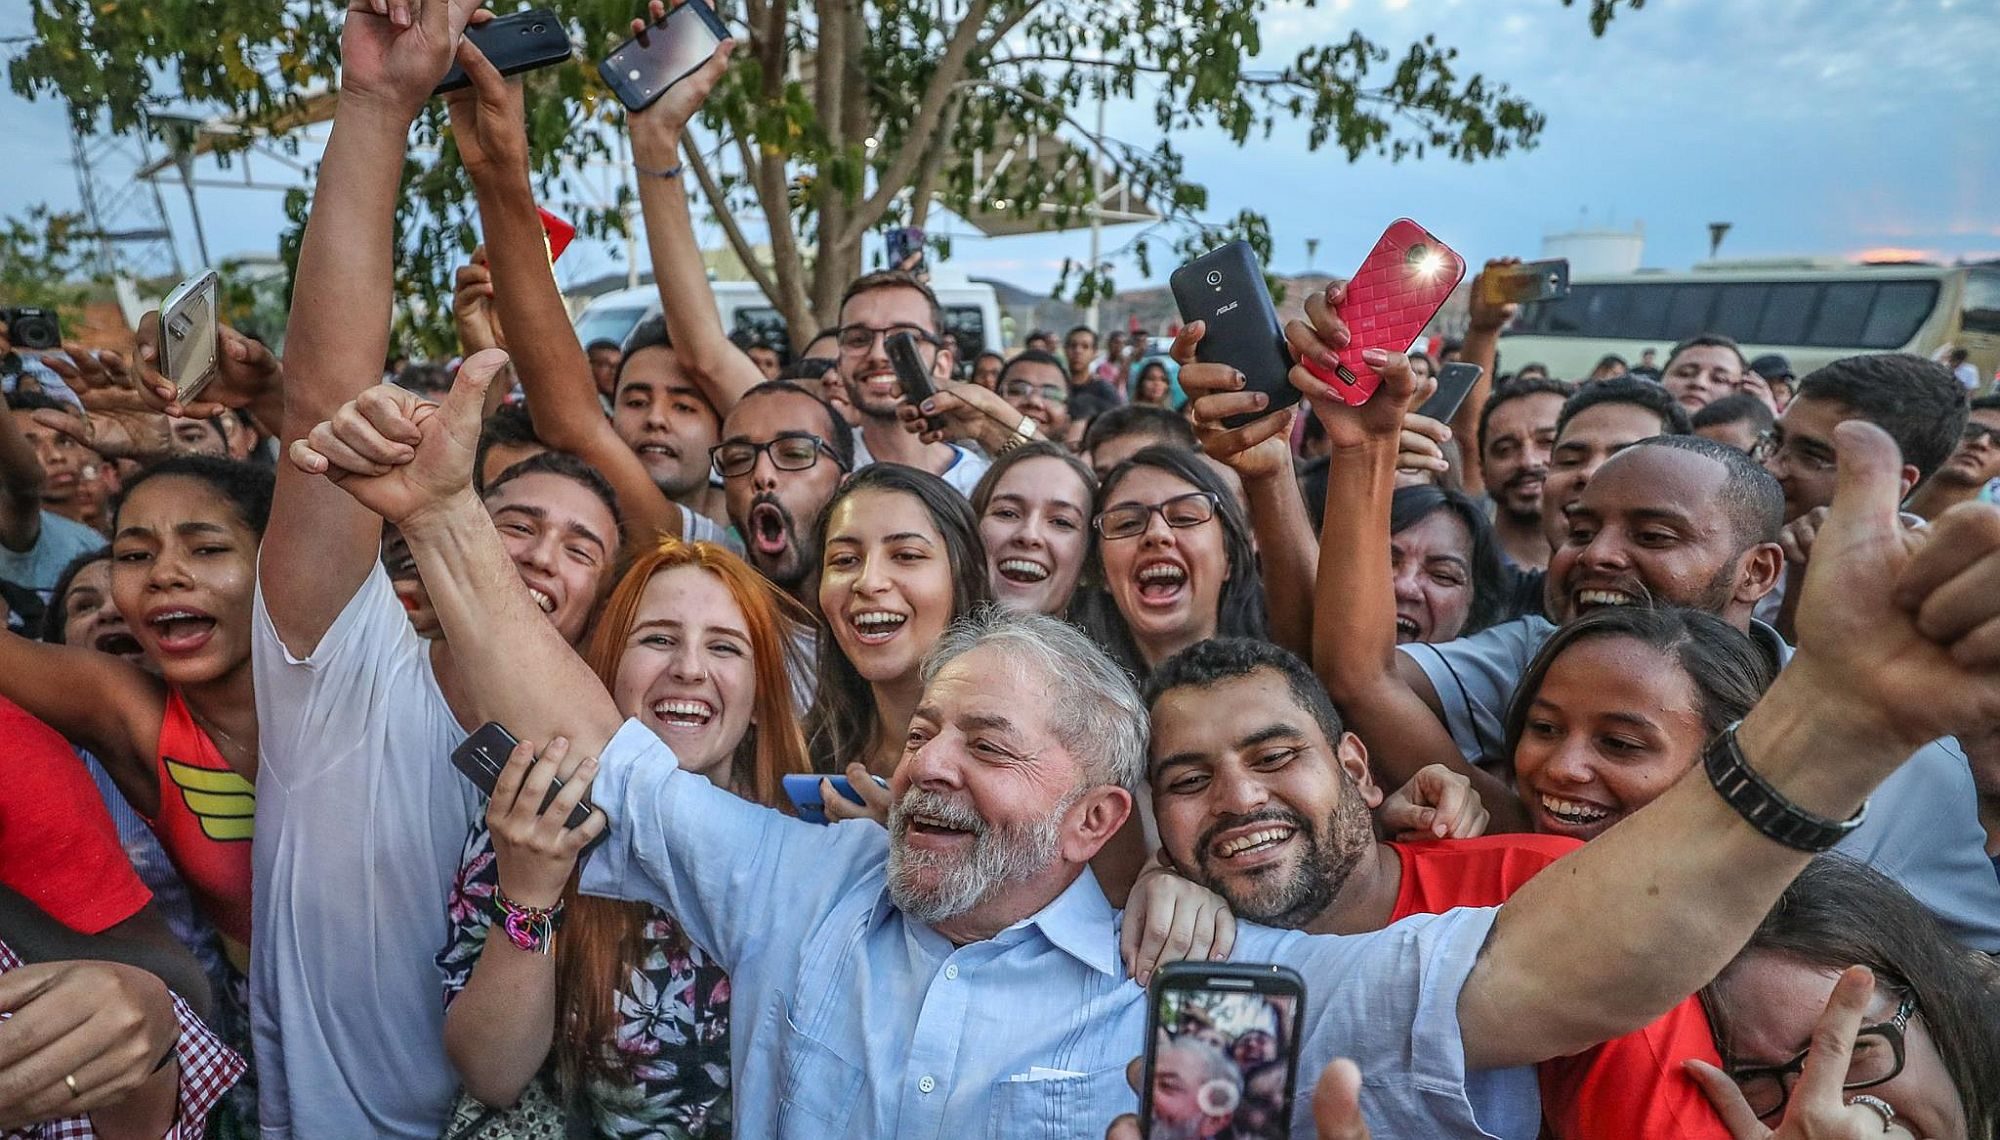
710,434,848,478
1962,423,2000,448
1750,430,1837,475
836,324,938,355
1093,491,1220,540
1725,992,1916,1120
1000,378,1068,405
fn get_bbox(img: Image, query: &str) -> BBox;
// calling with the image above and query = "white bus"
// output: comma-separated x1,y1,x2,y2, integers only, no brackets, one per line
1498,262,2000,385
573,275,1006,366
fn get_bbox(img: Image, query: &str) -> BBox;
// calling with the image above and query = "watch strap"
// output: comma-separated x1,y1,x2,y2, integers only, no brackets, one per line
1703,721,1867,852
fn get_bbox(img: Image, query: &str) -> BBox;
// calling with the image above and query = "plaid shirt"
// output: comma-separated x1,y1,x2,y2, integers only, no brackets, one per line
0,941,244,1139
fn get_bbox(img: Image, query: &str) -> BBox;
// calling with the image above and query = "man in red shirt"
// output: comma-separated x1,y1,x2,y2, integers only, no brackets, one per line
1144,639,1729,1140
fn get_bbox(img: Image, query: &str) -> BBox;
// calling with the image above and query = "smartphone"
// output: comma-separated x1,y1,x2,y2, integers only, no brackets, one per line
1140,962,1307,1140
781,772,889,825
885,226,926,272
1416,362,1483,422
885,330,940,425
434,9,573,96
1306,219,1466,408
449,721,597,832
1169,241,1295,429
1476,258,1570,307
597,0,730,112
159,269,221,405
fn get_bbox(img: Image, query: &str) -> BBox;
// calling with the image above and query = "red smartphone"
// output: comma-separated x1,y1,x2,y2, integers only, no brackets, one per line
537,207,576,264
1307,219,1465,406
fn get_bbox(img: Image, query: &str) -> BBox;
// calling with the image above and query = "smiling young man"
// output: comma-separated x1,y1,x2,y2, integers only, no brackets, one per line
1145,637,1731,1140
838,271,989,495
1475,377,1573,571
1907,395,2000,521
608,323,730,534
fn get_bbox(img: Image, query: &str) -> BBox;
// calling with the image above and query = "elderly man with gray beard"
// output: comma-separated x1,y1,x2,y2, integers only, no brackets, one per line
295,349,2000,1138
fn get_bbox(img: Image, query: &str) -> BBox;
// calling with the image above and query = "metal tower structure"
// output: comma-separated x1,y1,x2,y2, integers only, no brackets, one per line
66,115,183,280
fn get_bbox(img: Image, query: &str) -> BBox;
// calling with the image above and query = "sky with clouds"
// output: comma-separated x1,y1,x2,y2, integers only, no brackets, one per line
2,0,1994,297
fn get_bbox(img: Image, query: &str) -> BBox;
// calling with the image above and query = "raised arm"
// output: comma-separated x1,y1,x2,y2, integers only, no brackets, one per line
1174,321,1318,661
446,43,683,543
1459,422,2000,1068
624,21,765,414
262,0,481,655
1288,290,1525,821
0,384,46,553
1451,258,1518,499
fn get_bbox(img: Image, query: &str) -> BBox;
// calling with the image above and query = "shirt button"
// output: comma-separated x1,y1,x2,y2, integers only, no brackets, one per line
918,1075,937,1094
944,964,959,980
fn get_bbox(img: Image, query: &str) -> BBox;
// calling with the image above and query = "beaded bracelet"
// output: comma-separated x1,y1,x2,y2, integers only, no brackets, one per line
493,890,566,955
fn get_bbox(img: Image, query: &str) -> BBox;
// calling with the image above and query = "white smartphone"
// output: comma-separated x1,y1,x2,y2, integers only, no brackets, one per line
160,269,221,404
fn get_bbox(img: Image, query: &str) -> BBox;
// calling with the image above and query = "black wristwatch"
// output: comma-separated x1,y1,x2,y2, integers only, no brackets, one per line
1704,721,1868,852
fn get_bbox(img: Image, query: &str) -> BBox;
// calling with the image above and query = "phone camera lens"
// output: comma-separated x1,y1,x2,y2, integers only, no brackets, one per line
1205,270,1223,287
530,22,544,32
1404,243,1430,266
167,315,192,341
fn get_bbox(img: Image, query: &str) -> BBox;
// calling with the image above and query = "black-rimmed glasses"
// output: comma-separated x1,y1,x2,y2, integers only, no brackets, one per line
710,434,848,478
1726,992,1916,1120
1093,491,1220,540
835,323,939,355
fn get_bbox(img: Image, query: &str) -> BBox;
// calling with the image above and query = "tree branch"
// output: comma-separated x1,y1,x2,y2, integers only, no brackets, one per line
681,137,783,307
906,94,962,229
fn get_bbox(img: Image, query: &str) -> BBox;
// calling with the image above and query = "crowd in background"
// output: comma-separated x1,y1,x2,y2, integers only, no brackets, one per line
2,2,1999,1139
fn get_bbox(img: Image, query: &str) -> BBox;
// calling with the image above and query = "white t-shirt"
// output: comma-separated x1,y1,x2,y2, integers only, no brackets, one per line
249,563,481,1138
851,430,991,497
679,500,742,554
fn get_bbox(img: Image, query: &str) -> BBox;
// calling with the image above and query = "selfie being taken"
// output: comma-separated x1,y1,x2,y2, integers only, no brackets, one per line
2,0,1998,1138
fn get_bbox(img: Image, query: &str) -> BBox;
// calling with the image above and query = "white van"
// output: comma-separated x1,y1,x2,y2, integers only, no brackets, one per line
573,274,1006,365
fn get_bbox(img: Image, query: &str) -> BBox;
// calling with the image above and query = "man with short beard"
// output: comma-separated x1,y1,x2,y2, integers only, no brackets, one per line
712,379,853,599
1144,637,1727,1139
1474,378,1572,570
837,271,990,495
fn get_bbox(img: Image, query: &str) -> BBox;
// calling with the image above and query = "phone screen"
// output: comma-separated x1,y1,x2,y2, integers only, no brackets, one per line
1146,980,1301,1139
601,1,725,110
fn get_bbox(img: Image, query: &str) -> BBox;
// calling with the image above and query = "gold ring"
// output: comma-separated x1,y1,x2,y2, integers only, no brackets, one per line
63,1073,80,1097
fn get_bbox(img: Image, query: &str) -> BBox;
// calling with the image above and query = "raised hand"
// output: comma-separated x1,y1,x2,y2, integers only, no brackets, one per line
27,390,180,464
1119,856,1236,986
452,246,505,354
443,21,529,180
895,378,1023,452
625,0,736,169
1465,258,1522,336
131,311,284,421
289,347,505,528
339,0,486,117
1786,422,2000,752
1283,281,1416,448
1376,763,1491,841
1174,320,1298,484
819,763,892,826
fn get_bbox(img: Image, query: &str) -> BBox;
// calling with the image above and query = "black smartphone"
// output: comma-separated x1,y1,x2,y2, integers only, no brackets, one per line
1416,362,1483,422
449,721,596,831
1140,962,1306,1140
1476,257,1570,306
1170,242,1296,429
597,0,730,112
434,9,573,96
885,331,945,431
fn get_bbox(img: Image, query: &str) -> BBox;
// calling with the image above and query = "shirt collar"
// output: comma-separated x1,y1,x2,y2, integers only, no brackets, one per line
1013,867,1122,976
1749,618,1794,669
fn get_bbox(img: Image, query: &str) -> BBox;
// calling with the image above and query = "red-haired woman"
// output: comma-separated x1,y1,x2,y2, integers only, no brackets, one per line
436,539,811,1137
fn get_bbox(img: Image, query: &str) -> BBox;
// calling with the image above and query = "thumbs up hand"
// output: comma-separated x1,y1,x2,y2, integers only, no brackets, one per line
289,348,505,529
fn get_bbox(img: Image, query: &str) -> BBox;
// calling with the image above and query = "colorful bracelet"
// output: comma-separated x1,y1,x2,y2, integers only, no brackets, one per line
493,890,566,955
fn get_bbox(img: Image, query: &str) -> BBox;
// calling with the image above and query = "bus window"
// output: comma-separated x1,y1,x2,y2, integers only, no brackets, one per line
732,307,791,357
1860,281,1938,348
1710,283,1771,343
1625,284,1673,341
1666,284,1715,337
1757,283,1819,344
576,307,649,350
1806,283,1876,347
1959,271,2000,334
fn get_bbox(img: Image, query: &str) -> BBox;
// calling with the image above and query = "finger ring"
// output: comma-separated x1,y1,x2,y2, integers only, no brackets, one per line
63,1073,81,1097
1848,1094,1895,1131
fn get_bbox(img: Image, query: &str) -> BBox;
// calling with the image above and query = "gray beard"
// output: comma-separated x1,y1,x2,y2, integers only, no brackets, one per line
887,787,1076,925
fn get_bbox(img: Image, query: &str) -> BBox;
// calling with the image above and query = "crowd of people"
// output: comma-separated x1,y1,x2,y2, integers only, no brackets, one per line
1,2,1998,1138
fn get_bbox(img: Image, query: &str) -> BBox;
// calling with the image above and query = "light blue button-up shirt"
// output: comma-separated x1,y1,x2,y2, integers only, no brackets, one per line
581,719,1540,1139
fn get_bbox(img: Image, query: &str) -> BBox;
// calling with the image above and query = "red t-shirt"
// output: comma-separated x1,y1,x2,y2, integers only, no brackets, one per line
1389,836,1730,1140
0,696,152,934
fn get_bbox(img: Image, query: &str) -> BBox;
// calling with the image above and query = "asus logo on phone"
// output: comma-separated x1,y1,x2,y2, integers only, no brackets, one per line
1214,301,1240,316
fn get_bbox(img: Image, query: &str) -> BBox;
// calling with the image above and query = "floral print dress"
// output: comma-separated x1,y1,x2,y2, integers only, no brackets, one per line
438,823,733,1139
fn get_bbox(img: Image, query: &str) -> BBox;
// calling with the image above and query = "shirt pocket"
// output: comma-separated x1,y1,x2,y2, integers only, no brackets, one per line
986,1063,1132,1140
774,1003,864,1137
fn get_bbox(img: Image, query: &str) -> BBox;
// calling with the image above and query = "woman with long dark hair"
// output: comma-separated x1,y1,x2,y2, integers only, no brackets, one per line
1385,484,1508,644
1088,445,1264,675
439,538,812,1137
803,463,990,777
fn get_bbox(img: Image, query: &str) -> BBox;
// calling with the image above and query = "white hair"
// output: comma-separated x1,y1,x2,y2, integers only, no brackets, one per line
921,606,1147,793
